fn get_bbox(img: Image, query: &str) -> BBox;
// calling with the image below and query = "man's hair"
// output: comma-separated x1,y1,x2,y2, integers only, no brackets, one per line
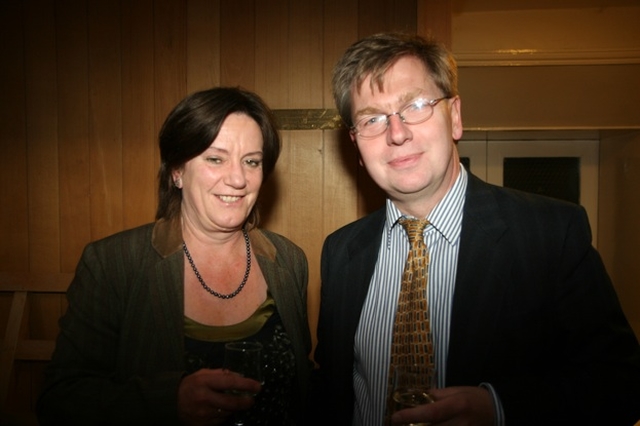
332,32,458,128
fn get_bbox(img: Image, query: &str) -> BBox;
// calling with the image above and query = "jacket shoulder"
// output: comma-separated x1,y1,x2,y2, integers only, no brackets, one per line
257,229,306,259
76,223,159,277
326,207,386,241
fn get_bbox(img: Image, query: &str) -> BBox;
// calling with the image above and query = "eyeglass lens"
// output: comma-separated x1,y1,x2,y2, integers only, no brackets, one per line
354,98,445,138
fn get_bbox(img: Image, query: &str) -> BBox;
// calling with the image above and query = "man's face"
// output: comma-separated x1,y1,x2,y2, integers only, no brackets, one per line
349,56,463,217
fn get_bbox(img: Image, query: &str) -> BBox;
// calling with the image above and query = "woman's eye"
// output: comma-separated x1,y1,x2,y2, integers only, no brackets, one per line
206,157,222,164
245,159,263,168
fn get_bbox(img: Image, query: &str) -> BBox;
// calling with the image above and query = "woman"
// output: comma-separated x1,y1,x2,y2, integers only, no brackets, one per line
37,87,312,425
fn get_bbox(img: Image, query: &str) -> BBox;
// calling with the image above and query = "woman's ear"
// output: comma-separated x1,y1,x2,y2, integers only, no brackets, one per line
172,170,183,189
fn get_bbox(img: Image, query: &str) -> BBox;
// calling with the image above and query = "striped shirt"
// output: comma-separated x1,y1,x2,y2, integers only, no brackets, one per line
352,166,467,425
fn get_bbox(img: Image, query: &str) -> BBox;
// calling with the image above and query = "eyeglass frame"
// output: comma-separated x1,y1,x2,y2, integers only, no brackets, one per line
349,96,450,139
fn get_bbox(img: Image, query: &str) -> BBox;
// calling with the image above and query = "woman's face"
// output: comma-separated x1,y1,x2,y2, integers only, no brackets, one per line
174,113,264,234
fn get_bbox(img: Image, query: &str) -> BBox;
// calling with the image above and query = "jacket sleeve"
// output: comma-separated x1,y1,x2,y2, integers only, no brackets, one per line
485,204,640,425
36,231,184,425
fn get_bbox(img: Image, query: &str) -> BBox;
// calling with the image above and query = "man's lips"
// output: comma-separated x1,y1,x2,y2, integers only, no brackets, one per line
388,152,422,167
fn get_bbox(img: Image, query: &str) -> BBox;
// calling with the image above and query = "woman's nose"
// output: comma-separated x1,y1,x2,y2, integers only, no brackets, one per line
224,161,247,188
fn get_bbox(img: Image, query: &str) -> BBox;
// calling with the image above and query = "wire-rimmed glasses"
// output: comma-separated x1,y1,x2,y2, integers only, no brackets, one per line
350,97,449,139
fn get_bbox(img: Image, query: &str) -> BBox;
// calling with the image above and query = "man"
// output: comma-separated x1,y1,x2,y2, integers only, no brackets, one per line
311,32,640,426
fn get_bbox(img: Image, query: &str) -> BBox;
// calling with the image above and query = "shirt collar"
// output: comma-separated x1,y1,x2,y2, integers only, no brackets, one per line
384,165,468,246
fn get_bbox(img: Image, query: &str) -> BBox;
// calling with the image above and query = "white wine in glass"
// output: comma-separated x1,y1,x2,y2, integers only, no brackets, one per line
393,387,435,409
391,364,437,426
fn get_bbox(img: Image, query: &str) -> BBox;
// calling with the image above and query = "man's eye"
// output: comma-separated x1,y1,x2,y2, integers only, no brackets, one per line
406,100,428,113
362,115,385,127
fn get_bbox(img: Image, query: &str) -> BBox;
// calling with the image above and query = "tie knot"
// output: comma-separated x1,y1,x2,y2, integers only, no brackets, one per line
399,217,429,244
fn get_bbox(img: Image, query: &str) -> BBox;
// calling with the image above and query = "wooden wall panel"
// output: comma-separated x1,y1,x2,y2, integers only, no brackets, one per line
50,2,89,400
418,0,452,47
57,0,91,273
392,0,419,34
153,0,187,142
321,130,360,248
186,0,221,92
255,0,290,108
7,2,61,410
25,0,60,273
262,130,325,342
220,0,255,89
122,0,157,229
288,1,324,108
88,0,123,241
261,131,323,238
0,1,29,272
323,0,358,108
358,0,417,37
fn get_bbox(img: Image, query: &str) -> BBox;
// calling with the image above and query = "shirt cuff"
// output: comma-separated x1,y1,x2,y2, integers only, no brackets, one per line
479,382,505,426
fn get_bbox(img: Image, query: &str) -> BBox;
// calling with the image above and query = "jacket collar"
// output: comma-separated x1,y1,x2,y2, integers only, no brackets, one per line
151,216,277,262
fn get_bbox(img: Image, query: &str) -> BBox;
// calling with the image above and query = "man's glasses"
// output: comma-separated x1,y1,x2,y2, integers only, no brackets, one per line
350,97,449,139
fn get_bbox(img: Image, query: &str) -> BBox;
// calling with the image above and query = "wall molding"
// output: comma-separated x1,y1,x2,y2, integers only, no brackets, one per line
456,48,640,67
273,109,344,130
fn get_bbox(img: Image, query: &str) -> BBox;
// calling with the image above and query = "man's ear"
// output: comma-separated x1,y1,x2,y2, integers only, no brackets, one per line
349,132,365,167
450,96,463,141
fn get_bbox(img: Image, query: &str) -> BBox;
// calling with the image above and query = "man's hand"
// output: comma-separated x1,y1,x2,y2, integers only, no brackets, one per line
392,386,495,426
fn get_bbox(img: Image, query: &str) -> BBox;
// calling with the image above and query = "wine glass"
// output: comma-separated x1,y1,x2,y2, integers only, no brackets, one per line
223,341,263,426
391,364,437,426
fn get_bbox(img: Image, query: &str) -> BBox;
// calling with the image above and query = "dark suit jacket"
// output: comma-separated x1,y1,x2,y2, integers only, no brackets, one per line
312,173,640,425
37,218,312,425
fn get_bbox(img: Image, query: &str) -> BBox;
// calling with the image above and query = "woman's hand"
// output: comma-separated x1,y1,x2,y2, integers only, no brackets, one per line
177,368,262,426
391,386,495,426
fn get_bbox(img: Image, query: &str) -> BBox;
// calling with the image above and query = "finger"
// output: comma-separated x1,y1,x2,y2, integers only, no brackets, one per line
428,387,456,400
391,403,437,425
203,369,263,394
178,370,259,417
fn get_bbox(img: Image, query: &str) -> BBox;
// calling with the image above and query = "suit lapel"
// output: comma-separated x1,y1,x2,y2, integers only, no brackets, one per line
447,175,510,384
327,208,386,348
348,208,386,316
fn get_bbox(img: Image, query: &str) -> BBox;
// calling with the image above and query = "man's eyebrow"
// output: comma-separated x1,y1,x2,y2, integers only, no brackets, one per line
353,91,424,118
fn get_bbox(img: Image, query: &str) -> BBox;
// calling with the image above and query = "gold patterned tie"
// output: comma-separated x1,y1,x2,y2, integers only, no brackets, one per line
387,218,434,417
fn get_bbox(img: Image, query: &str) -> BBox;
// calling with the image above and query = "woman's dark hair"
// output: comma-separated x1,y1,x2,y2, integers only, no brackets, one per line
155,87,281,226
